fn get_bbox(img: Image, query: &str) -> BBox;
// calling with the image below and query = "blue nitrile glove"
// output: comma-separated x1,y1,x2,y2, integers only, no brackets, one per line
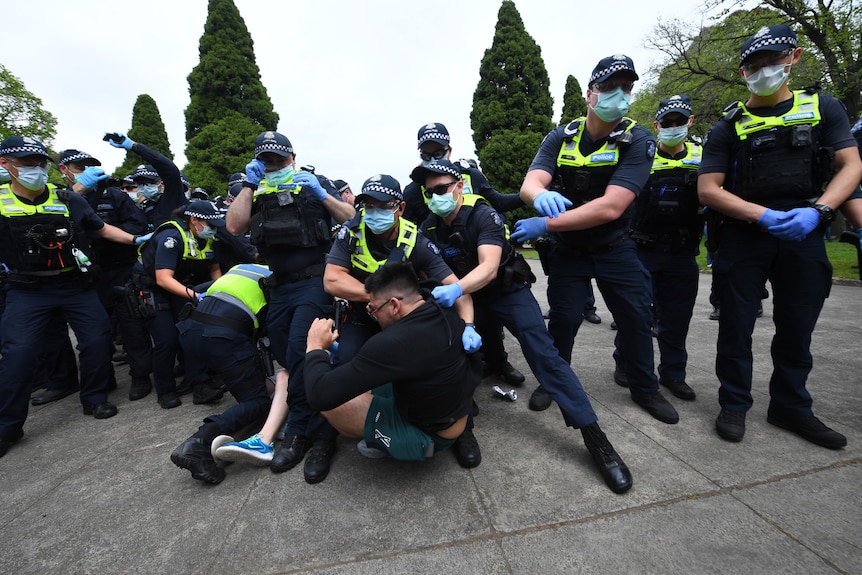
245,159,265,185
510,217,548,243
292,171,327,200
77,166,108,189
133,232,153,245
533,190,573,218
196,292,206,302
431,282,462,308
767,207,820,241
756,208,786,229
462,324,482,354
105,132,133,150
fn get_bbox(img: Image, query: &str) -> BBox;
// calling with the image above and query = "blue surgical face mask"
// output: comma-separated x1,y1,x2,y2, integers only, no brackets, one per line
745,63,790,97
0,166,10,184
138,183,161,200
428,192,457,217
197,222,217,240
591,87,631,123
658,125,689,147
127,191,139,202
265,165,295,186
363,207,396,234
14,165,49,191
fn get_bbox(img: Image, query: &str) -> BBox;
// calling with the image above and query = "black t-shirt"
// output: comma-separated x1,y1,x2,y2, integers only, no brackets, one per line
305,298,480,433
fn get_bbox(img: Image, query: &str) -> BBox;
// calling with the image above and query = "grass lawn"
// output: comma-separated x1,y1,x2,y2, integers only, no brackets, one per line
518,236,861,280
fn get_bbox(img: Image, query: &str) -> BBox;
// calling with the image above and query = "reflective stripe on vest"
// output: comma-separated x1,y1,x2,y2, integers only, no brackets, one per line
350,217,418,275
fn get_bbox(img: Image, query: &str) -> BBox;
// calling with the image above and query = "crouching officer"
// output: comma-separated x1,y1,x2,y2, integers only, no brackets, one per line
627,96,703,402
416,160,633,493
171,263,275,484
0,136,149,458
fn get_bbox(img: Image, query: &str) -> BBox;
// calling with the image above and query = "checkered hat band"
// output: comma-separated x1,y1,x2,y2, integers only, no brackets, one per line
134,169,159,179
363,183,401,198
0,144,48,157
418,132,450,145
589,63,632,85
60,152,94,164
256,143,293,155
656,102,692,118
430,164,460,179
741,36,797,61
184,210,221,221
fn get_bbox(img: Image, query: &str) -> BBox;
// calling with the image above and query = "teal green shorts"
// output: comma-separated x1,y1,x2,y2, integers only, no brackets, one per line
363,384,456,461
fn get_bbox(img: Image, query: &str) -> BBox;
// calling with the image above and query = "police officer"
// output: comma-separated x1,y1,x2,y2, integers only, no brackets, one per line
403,122,526,387
133,200,226,409
0,136,149,458
171,263,275,484
698,25,861,447
56,149,151,401
627,96,703,401
105,132,187,229
226,131,355,484
512,54,678,425
416,160,632,493
323,174,481,468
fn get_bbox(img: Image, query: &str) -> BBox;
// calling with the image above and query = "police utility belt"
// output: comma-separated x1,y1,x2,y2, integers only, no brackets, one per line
4,268,85,288
550,232,630,257
267,263,324,286
180,304,255,339
629,230,697,250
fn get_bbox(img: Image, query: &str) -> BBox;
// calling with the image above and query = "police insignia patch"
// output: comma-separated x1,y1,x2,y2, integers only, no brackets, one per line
164,237,176,249
492,212,503,227
427,241,440,255
646,140,656,159
337,226,348,240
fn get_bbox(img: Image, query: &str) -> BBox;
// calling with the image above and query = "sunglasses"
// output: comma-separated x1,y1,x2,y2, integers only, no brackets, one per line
422,180,459,199
741,49,793,73
659,117,688,128
419,147,450,162
591,80,635,94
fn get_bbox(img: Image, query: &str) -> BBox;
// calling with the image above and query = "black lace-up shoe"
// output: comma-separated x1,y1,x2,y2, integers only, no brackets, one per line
170,437,225,484
581,422,632,494
767,413,846,449
303,439,337,484
715,408,746,442
453,429,481,468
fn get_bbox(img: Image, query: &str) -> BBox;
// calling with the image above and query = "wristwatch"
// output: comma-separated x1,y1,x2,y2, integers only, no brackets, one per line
813,204,836,225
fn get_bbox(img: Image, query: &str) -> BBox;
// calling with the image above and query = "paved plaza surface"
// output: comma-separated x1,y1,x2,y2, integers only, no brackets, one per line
2,263,860,575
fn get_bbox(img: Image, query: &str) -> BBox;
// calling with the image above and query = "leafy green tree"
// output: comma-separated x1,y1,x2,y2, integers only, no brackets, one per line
559,74,587,124
470,0,555,218
0,64,56,144
184,112,262,196
185,0,278,142
113,94,173,178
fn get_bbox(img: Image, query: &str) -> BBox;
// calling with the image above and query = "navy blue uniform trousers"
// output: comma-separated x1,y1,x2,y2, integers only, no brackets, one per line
545,239,660,397
712,225,831,418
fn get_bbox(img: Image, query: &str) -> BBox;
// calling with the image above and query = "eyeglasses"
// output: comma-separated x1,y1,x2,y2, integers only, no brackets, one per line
366,296,403,319
659,117,688,128
419,147,450,162
591,80,635,94
7,157,49,169
741,49,793,73
422,180,459,199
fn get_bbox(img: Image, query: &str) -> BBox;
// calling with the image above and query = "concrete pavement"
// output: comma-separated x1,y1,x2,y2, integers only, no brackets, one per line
1,266,860,575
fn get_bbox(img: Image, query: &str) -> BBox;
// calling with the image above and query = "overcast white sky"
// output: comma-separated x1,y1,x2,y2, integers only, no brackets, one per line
3,0,709,194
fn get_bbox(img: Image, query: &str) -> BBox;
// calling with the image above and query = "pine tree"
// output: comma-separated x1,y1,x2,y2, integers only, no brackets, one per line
113,94,173,178
471,0,554,160
470,0,555,229
559,75,587,124
185,0,278,139
184,0,279,195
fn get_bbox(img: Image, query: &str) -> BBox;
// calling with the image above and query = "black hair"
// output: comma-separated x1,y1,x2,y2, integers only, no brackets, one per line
364,261,420,300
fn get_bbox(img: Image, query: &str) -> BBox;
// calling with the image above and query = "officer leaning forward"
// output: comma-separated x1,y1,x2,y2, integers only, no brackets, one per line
416,160,633,493
0,136,149,458
627,96,703,402
698,25,862,448
513,55,679,426
226,131,355,484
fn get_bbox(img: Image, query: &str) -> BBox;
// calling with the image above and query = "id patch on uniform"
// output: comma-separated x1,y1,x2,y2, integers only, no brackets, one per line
163,237,177,249
646,140,656,159
426,240,441,256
